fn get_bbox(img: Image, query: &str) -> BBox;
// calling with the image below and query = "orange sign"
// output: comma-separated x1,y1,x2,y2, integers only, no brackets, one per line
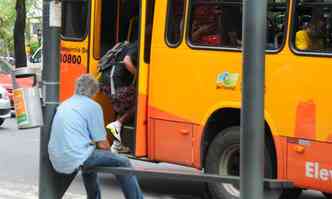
13,89,29,125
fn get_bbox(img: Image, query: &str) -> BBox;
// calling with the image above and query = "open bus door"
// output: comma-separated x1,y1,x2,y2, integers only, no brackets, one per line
85,0,149,157
60,0,90,101
132,0,155,158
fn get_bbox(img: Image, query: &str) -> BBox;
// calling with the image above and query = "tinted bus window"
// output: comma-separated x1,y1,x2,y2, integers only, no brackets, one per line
188,0,242,48
188,0,288,50
62,0,89,39
145,0,155,63
267,1,288,50
166,0,186,46
293,0,332,53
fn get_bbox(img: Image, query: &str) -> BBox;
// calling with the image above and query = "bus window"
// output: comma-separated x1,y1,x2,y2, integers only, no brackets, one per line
188,0,242,48
267,0,288,50
62,0,89,39
144,0,155,63
292,0,332,53
188,0,288,50
166,0,186,46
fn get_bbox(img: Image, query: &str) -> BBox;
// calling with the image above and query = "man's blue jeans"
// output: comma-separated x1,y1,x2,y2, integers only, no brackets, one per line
82,150,144,199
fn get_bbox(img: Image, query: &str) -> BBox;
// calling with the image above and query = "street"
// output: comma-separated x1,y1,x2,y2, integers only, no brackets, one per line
0,118,326,199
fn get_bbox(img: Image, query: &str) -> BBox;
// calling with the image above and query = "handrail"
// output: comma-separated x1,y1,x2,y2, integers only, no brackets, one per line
84,166,293,190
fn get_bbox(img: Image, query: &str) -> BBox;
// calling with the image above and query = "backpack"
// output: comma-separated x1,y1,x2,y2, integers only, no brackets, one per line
97,42,130,96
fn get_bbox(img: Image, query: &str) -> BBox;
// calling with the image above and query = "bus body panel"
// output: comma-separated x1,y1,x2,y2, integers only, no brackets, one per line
60,39,89,101
288,140,332,192
278,47,332,192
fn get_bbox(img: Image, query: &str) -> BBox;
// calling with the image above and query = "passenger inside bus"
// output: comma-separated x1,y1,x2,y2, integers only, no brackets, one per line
189,0,287,50
106,41,138,154
190,5,223,46
310,14,326,50
295,4,331,52
296,21,312,50
267,18,278,49
190,4,223,46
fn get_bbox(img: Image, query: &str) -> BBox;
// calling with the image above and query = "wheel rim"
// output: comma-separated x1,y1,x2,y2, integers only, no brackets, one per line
219,144,240,197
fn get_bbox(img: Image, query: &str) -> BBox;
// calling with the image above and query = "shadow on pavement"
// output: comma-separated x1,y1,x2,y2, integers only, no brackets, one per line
98,174,326,199
138,177,205,199
98,174,205,199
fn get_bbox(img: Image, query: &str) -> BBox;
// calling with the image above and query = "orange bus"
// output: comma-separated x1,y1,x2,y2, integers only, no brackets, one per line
60,0,332,198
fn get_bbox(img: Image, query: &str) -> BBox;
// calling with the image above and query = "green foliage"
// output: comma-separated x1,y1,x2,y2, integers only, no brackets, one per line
30,40,40,54
0,0,16,55
0,0,41,56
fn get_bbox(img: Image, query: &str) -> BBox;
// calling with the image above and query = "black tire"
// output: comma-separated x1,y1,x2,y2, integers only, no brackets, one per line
0,118,4,126
324,192,332,199
280,188,302,199
204,126,302,199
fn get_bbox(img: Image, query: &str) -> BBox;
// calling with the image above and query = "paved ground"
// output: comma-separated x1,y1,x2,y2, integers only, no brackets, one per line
0,118,326,199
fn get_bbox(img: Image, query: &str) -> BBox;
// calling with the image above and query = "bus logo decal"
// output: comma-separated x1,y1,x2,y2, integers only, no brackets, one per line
216,72,239,89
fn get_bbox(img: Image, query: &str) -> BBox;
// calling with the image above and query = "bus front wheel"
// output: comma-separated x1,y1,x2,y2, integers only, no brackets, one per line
204,126,301,199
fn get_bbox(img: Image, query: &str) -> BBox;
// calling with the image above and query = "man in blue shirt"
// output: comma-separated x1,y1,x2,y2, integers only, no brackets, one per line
48,74,143,199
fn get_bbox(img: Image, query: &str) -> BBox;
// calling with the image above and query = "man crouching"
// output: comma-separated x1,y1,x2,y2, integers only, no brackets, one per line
48,74,144,199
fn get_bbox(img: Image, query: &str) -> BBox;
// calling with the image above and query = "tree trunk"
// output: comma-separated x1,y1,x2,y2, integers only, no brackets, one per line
14,0,27,68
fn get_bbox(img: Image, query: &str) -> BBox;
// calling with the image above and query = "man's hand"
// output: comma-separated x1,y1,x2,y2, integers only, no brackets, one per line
123,55,137,75
95,140,111,150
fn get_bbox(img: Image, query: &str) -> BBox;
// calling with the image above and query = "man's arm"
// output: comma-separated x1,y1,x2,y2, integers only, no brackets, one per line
123,55,137,75
88,104,110,150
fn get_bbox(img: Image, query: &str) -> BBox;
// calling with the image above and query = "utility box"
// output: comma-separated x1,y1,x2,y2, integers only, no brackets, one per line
13,67,43,129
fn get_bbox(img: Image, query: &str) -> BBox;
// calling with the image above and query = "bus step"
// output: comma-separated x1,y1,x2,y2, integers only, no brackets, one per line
123,153,159,163
121,125,135,153
87,166,293,190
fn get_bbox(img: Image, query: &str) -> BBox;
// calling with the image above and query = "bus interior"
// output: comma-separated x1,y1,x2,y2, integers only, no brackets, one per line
99,0,139,56
292,0,332,52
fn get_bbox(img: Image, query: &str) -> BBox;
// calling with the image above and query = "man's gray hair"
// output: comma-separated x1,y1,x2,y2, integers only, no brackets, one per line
74,74,99,97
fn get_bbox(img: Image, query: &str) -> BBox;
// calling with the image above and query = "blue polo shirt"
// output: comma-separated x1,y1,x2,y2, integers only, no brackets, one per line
48,95,107,174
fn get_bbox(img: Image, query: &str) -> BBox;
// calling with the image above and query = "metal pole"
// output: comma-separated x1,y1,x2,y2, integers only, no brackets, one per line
39,1,76,198
240,0,267,199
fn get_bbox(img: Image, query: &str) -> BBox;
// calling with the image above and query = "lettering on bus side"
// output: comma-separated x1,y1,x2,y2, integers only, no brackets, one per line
61,53,82,65
305,161,332,181
60,47,87,65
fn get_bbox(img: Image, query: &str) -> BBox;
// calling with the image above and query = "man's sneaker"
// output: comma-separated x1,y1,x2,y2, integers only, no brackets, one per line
106,121,121,141
111,142,130,154
118,145,131,154
111,143,120,153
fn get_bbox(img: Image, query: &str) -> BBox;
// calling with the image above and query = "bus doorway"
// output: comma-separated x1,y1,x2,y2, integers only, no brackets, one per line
94,0,154,157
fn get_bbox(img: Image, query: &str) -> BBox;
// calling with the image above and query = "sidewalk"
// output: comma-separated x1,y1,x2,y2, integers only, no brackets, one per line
0,179,195,199
0,180,83,199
